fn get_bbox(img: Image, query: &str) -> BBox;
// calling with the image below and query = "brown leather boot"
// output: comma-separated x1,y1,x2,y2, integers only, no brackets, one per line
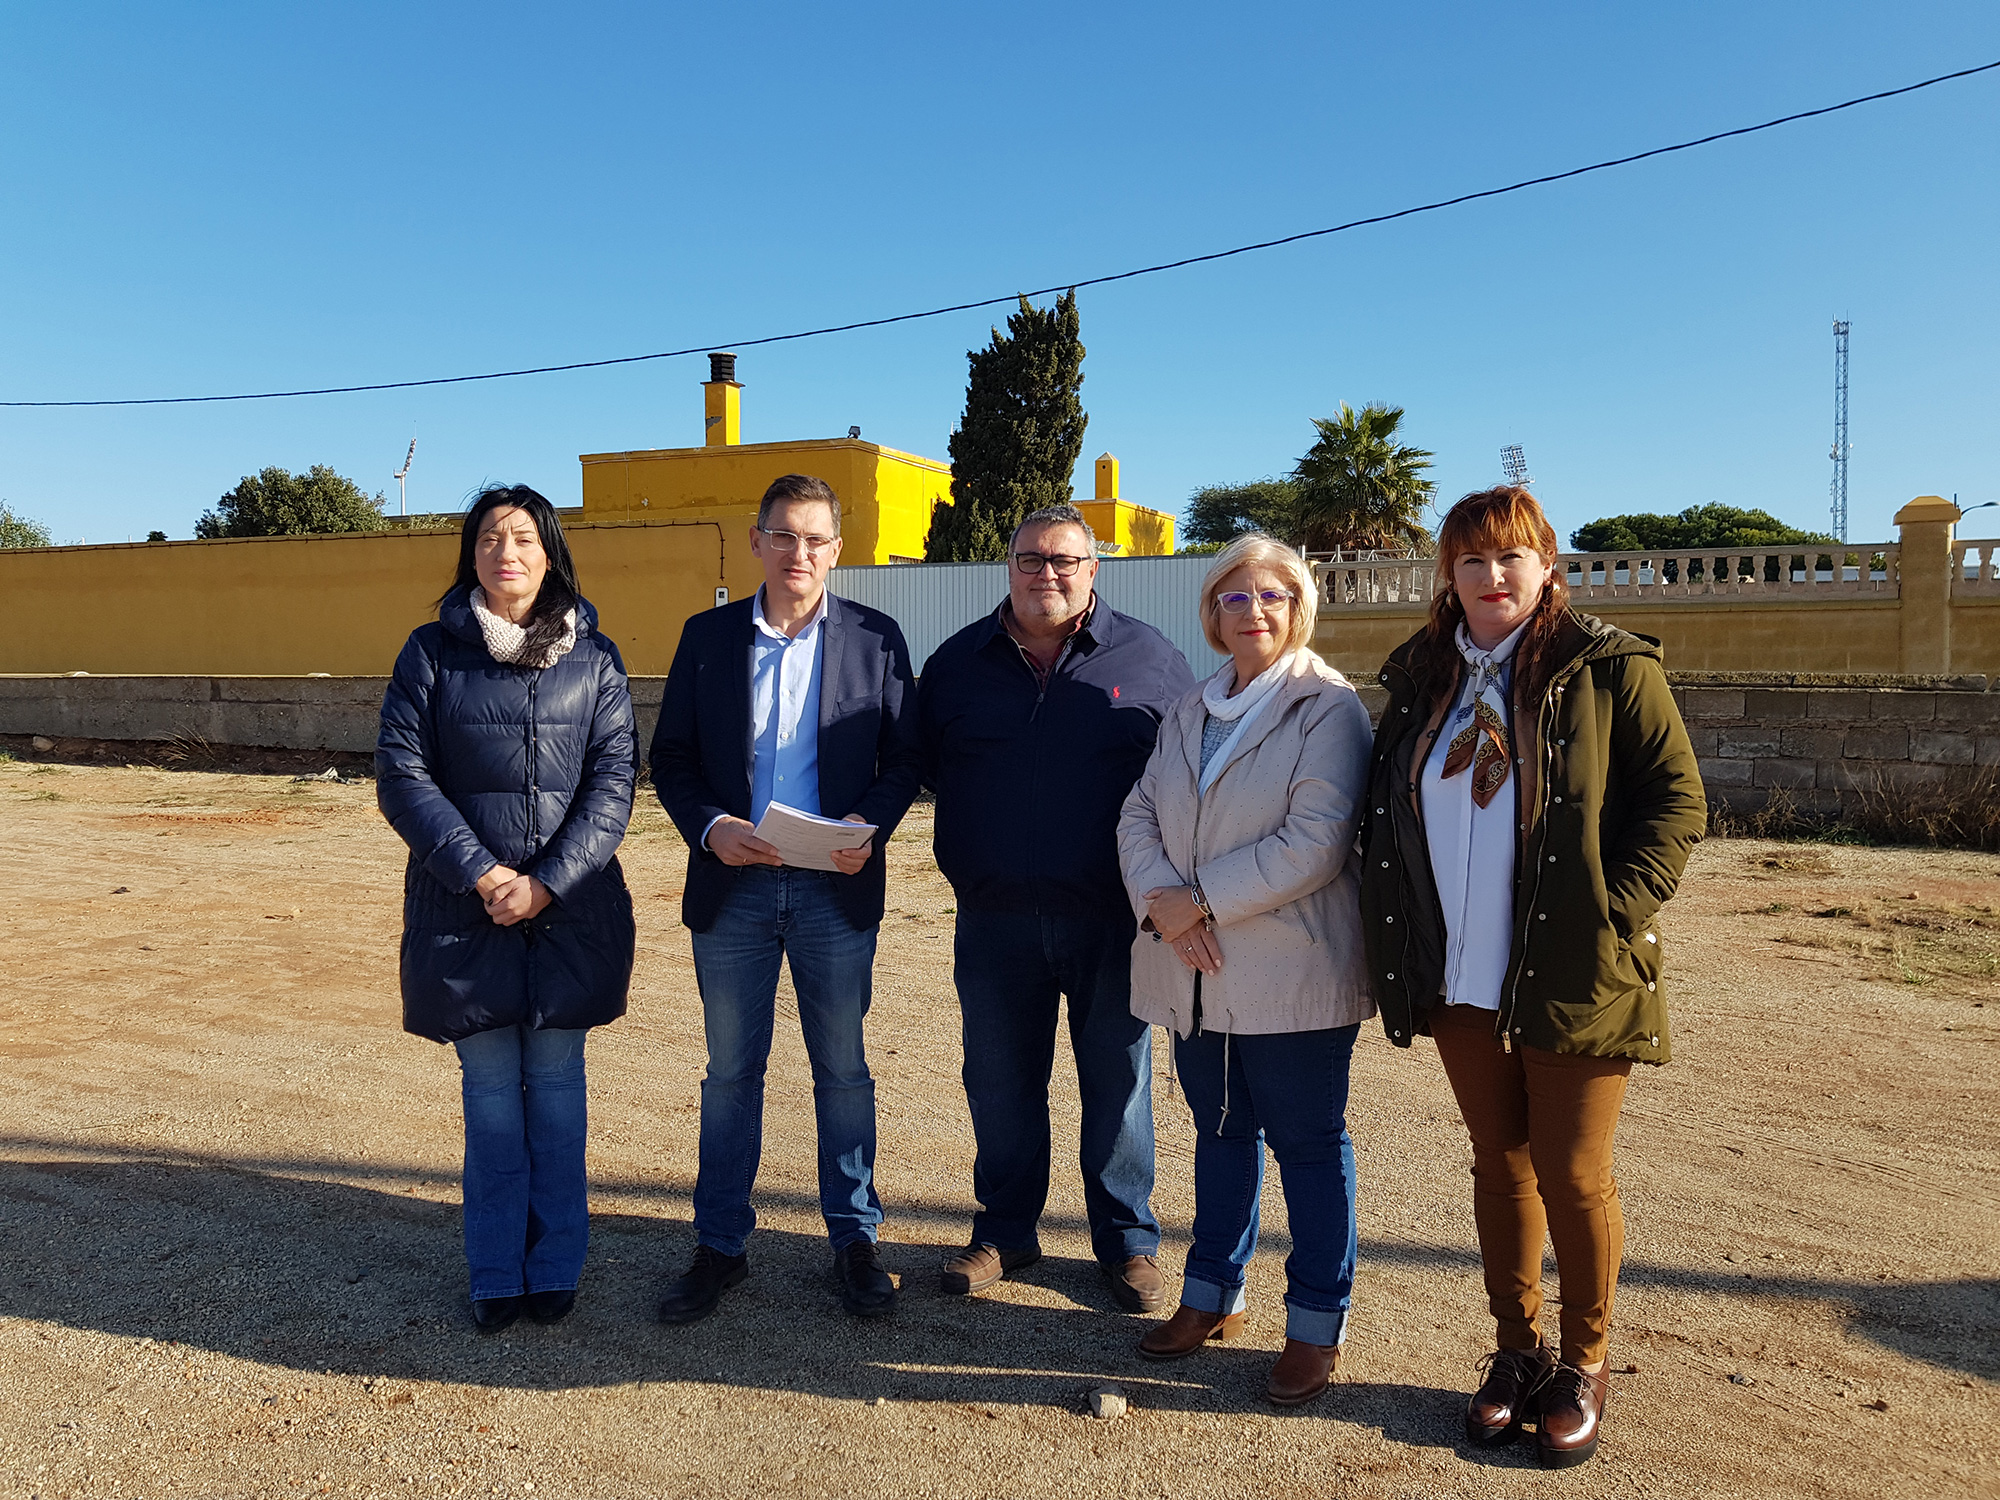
1264,1339,1340,1405
1466,1344,1556,1445
1138,1305,1246,1361
1536,1361,1609,1468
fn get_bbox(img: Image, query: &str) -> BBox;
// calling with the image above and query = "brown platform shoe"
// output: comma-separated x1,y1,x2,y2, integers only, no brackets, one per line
1137,1305,1247,1361
1536,1361,1610,1468
1466,1344,1556,1446
1264,1339,1341,1406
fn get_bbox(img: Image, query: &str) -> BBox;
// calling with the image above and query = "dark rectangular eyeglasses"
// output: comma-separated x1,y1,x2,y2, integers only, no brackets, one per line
1014,553,1088,576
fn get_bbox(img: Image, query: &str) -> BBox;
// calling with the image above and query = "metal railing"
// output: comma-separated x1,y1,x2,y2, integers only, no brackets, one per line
1954,540,2000,598
1313,545,1901,609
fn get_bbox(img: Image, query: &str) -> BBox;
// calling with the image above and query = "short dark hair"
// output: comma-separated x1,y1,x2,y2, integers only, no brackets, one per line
757,474,841,534
1012,502,1096,552
442,485,582,658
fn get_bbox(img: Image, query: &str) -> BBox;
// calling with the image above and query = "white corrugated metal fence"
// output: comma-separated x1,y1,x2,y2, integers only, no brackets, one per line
829,555,1225,673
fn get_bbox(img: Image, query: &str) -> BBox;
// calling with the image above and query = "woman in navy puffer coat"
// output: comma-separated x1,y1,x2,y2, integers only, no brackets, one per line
377,484,636,1333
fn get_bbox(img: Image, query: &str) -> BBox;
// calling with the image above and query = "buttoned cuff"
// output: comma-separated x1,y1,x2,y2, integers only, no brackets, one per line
700,814,727,852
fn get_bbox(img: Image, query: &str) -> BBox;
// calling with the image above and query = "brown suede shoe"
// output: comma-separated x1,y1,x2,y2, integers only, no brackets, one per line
1466,1344,1556,1445
939,1243,1040,1295
1138,1305,1247,1361
1264,1339,1341,1406
1536,1361,1609,1468
1102,1254,1166,1313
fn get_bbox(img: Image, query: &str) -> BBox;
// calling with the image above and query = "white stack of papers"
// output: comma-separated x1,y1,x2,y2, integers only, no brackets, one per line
750,801,877,872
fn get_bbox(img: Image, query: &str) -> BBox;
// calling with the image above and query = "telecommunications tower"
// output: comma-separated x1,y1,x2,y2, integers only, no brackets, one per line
1500,444,1533,487
394,436,417,517
1829,320,1849,543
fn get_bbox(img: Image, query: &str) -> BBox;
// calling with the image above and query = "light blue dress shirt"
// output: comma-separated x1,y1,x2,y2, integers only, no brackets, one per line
748,587,826,825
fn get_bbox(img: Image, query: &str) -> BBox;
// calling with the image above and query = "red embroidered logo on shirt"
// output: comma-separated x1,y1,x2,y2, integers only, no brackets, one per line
1112,685,1121,698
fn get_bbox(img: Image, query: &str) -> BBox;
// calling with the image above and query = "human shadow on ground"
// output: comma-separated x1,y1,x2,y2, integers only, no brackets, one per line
0,1151,1990,1436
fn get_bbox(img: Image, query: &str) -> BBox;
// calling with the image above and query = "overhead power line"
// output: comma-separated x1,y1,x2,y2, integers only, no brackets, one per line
6,57,1996,410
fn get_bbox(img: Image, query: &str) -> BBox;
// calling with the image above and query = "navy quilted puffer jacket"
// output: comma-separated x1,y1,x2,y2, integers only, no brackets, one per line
377,588,637,1043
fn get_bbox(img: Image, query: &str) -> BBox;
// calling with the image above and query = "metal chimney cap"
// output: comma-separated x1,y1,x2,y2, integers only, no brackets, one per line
707,352,739,385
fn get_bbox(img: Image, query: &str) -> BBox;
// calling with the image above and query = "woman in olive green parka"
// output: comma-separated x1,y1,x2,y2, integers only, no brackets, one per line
1357,487,1704,1470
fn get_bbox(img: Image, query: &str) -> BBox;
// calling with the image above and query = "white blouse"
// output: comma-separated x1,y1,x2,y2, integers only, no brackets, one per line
1419,621,1527,1010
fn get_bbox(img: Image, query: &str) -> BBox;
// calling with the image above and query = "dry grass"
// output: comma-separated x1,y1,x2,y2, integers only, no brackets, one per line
1711,769,2000,852
1772,896,2000,989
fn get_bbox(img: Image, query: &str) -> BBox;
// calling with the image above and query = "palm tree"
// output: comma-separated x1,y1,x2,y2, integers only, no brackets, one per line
1290,403,1435,555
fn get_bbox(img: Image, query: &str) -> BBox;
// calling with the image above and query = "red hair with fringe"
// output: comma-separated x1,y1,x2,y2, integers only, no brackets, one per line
1416,486,1570,714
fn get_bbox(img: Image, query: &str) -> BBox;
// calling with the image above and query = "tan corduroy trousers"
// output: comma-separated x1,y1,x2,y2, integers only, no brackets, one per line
1429,1003,1633,1367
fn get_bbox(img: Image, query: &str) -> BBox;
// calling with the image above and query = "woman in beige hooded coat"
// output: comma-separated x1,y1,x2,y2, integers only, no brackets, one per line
1116,533,1373,1407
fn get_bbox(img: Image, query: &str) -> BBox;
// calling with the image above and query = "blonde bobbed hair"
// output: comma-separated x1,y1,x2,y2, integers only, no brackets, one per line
1198,533,1318,656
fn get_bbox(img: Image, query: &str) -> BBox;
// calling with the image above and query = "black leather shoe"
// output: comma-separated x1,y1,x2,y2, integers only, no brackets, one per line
471,1295,524,1334
526,1288,577,1325
658,1245,749,1325
832,1239,897,1318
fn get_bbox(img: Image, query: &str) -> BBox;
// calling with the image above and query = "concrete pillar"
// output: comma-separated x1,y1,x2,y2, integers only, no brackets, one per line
1894,495,1959,674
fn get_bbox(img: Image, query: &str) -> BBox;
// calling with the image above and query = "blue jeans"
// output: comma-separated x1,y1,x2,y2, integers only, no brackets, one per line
1173,1022,1360,1346
689,866,882,1256
453,1024,590,1302
953,907,1159,1266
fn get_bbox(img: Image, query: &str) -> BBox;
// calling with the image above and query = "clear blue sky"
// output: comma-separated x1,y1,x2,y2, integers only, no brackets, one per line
3,3,1996,548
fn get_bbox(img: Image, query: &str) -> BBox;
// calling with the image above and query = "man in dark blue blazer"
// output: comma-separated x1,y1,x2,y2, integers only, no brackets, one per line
650,474,922,1323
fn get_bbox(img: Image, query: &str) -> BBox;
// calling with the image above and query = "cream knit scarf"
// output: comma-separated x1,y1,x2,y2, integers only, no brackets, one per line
469,588,580,669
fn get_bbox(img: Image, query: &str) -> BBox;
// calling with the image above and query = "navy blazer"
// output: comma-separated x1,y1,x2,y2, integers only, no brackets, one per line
651,592,923,933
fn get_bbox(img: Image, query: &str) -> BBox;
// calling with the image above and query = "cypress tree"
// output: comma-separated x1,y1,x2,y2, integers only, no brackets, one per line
924,291,1087,561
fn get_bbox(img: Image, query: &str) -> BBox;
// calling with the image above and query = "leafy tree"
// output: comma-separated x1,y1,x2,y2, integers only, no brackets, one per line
0,502,52,548
1570,504,1840,583
146,530,168,542
924,292,1087,562
195,465,387,539
1178,404,1435,555
1182,479,1301,550
1569,504,1834,552
1291,402,1435,554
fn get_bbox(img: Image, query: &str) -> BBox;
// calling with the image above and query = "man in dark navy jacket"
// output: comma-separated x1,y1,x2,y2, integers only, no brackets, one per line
651,474,922,1323
918,503,1195,1314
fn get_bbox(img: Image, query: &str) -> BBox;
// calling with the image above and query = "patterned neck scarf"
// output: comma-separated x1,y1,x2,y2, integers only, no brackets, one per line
1438,620,1527,809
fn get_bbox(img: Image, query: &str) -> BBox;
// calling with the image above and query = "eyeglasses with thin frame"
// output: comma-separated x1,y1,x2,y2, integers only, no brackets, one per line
758,527,839,556
1215,589,1296,615
1013,552,1089,576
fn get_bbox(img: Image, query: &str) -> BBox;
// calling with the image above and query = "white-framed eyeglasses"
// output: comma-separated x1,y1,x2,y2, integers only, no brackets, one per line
758,527,838,556
1215,589,1296,614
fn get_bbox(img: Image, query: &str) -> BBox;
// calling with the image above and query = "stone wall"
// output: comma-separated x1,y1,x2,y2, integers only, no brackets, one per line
1671,672,1998,816
4,674,1995,826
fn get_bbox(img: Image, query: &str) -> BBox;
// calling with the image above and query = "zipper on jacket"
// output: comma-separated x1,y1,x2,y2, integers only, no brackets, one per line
526,671,541,853
1499,662,1576,1051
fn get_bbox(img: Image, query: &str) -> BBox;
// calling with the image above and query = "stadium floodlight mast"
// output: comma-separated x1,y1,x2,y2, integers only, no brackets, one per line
393,435,417,516
1500,444,1533,486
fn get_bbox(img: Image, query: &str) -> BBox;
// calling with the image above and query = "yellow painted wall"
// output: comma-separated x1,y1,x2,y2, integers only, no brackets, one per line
580,438,948,565
1078,500,1176,557
1953,598,2000,671
0,521,758,678
1311,599,1946,679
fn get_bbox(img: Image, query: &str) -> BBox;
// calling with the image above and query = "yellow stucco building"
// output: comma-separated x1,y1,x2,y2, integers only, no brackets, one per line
580,356,951,566
0,353,1178,677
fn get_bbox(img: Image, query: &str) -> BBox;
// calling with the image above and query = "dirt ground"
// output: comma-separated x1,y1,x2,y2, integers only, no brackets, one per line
0,757,1994,1500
